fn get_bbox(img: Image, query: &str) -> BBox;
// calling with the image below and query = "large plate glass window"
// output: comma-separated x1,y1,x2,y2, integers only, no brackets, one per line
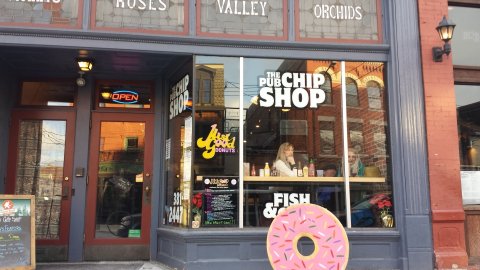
164,57,393,229
243,59,392,228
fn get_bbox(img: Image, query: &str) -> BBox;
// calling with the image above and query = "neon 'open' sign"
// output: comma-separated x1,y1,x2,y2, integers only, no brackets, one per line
111,90,139,104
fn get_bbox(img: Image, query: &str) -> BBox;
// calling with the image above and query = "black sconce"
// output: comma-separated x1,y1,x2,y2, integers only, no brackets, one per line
432,16,456,62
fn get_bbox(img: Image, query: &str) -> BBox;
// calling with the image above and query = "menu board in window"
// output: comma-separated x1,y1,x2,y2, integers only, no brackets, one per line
200,176,238,227
0,195,35,270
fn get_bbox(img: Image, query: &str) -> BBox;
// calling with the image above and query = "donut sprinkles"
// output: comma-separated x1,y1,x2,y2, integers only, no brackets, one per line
266,203,349,270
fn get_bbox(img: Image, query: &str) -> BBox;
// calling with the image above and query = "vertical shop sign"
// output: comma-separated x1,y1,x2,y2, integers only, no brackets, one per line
169,74,190,119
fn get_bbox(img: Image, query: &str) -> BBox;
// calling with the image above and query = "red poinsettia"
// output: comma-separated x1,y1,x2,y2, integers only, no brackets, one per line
192,193,203,215
369,193,392,216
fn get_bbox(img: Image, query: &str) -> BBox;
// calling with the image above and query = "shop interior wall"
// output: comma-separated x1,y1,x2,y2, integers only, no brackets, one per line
0,69,16,194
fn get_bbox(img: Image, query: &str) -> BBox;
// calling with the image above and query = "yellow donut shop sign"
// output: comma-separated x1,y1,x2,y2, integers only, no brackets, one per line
196,124,236,159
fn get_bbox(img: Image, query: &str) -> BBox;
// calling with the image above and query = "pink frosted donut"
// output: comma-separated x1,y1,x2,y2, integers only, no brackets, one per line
267,203,349,270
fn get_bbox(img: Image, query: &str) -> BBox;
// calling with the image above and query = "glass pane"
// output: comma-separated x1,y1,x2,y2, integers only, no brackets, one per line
15,120,66,239
0,0,80,26
298,0,380,41
367,81,383,110
95,122,145,238
191,57,240,228
199,1,286,37
346,62,392,228
94,0,185,33
450,6,480,67
98,82,152,109
21,82,75,107
242,59,393,228
346,78,359,107
455,84,480,205
165,71,193,228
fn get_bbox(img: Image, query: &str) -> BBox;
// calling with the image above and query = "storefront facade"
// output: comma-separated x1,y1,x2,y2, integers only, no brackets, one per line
0,0,439,269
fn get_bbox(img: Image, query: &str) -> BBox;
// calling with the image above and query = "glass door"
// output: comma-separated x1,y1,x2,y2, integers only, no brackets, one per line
84,112,153,260
6,110,75,261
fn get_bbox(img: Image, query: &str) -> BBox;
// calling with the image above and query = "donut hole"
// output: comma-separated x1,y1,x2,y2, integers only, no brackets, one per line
296,236,316,257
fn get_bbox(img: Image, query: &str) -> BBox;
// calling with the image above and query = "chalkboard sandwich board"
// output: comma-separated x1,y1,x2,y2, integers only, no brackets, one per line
0,195,35,270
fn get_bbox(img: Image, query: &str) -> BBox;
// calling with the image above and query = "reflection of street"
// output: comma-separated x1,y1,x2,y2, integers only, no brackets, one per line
94,121,145,238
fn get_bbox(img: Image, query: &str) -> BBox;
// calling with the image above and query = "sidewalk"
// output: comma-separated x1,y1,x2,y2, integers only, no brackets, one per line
36,261,175,270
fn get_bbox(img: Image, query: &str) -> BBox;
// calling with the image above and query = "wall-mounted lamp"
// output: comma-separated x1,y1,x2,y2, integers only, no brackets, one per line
76,57,94,72
432,16,456,62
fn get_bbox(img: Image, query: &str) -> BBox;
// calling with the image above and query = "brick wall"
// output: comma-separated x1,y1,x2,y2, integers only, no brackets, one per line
417,0,468,268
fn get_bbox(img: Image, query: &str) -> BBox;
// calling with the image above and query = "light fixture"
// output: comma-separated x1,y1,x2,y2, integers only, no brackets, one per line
76,72,86,87
76,57,94,72
432,16,456,62
101,91,111,99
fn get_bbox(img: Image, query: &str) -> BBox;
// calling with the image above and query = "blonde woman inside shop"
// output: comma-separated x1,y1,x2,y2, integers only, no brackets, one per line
339,148,365,177
274,142,297,176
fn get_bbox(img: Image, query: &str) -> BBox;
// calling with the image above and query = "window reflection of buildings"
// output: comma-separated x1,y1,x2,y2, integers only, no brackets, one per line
245,61,388,177
194,64,239,177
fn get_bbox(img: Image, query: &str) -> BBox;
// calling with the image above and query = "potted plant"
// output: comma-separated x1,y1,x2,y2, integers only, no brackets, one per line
191,193,203,228
369,193,394,228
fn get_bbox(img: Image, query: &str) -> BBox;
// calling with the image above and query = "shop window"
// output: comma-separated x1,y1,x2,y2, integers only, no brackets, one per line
456,84,480,205
195,67,214,105
165,58,393,230
20,81,75,107
346,77,360,107
450,5,480,67
367,81,383,110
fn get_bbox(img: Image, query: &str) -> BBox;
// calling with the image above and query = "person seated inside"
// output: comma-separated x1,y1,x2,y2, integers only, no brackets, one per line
273,142,296,177
338,148,365,177
348,148,364,177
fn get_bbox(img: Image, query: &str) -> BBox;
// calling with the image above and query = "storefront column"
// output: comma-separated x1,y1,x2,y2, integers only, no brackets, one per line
417,0,469,268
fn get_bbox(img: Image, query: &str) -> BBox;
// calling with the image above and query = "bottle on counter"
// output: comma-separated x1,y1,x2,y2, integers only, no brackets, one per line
272,164,278,176
302,164,309,178
264,162,270,176
251,164,256,176
308,159,316,177
291,163,297,176
297,162,303,177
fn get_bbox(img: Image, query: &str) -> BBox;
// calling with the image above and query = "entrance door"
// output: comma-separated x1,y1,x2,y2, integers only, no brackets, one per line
6,110,75,261
84,112,153,260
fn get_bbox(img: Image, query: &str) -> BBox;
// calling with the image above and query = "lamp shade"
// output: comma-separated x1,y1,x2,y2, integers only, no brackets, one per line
436,16,456,42
77,58,94,72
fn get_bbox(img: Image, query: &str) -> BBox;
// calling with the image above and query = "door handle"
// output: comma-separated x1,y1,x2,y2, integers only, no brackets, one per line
144,173,151,203
62,186,70,199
